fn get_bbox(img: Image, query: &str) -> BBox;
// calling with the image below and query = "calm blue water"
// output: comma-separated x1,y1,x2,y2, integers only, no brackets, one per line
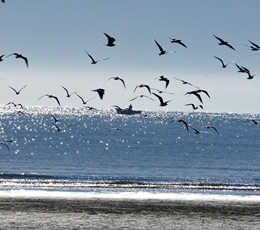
0,106,260,199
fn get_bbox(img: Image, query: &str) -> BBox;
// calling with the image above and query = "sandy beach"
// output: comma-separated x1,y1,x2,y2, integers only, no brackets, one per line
0,197,259,229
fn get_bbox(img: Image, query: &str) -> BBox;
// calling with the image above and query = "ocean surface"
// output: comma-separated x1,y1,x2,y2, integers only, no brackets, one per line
0,105,260,201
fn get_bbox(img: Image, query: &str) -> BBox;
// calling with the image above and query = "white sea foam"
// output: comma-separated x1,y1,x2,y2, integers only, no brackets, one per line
1,189,260,202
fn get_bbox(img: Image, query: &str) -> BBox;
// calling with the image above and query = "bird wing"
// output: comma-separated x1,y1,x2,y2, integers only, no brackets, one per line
19,84,27,92
119,78,126,89
214,56,225,66
104,33,116,43
144,85,151,94
154,39,164,53
8,86,18,93
249,40,260,48
178,40,187,48
85,50,96,63
52,96,61,106
152,93,164,104
21,56,29,67
213,34,225,43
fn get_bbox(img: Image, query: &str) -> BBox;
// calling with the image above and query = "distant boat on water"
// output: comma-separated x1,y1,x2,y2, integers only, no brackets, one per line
114,104,142,115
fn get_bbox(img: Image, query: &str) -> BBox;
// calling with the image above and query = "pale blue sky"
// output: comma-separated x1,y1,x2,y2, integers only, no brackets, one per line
1,1,260,113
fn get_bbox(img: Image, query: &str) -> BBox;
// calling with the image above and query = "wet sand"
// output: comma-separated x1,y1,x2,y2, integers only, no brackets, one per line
0,197,259,229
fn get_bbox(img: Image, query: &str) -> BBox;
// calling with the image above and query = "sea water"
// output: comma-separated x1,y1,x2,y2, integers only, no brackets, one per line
0,106,259,200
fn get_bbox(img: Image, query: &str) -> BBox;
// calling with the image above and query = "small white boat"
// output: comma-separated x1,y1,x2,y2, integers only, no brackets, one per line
114,104,142,115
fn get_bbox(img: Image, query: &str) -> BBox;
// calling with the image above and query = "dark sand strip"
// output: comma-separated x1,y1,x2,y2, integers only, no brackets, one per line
0,197,259,229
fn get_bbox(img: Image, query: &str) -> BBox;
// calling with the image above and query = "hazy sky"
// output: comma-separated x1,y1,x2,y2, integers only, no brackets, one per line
1,1,260,114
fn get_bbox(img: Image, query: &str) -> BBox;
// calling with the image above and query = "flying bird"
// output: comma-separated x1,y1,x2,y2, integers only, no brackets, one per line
244,40,260,51
151,88,175,95
92,88,105,100
170,119,189,132
6,53,29,67
52,123,72,132
205,126,220,135
133,84,151,94
85,50,109,64
213,56,234,68
154,39,172,55
235,63,250,73
213,34,235,50
0,54,4,62
155,75,170,88
6,102,24,109
105,77,126,89
244,119,259,125
38,94,61,106
185,103,203,110
185,91,203,104
103,32,116,47
0,142,10,151
190,127,200,134
75,93,96,105
106,127,129,135
8,85,27,95
173,77,199,88
129,95,155,101
152,93,171,106
50,113,60,123
168,37,187,48
61,86,77,97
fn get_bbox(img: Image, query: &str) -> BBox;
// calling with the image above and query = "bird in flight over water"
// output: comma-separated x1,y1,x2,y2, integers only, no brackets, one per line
173,77,199,88
213,56,234,68
213,34,236,50
8,85,27,95
129,95,155,101
61,86,77,97
154,39,172,55
75,93,96,105
92,88,105,100
85,50,109,64
170,119,189,132
105,77,126,89
0,142,10,151
38,94,61,106
152,93,171,106
185,103,203,110
244,40,260,51
168,37,187,48
6,53,29,67
133,84,151,94
103,33,116,47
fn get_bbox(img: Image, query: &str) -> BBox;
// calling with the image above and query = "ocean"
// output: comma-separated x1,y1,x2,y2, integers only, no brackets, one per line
0,105,260,201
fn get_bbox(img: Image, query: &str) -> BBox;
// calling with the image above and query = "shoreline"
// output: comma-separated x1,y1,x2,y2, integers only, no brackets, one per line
0,197,259,229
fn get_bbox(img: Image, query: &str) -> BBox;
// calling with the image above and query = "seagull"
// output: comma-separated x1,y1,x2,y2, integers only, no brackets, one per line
244,119,259,125
0,54,4,62
244,40,260,51
133,84,151,94
173,77,199,88
105,77,126,89
85,50,109,64
235,63,250,73
196,89,210,99
103,32,116,47
6,53,29,67
184,91,203,104
190,127,200,134
151,88,175,95
6,102,24,109
8,85,27,95
168,37,187,48
52,123,71,132
154,39,172,55
185,103,203,110
213,34,236,50
0,142,10,151
75,93,96,105
152,93,171,106
155,75,170,88
61,86,77,97
213,56,234,68
129,95,155,101
38,94,61,106
170,119,189,132
92,88,105,99
205,126,220,135
106,127,129,135
50,113,60,123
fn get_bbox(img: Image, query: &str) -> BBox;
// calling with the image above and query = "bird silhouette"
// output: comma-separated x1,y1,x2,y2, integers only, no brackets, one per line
129,95,155,101
204,126,220,135
173,77,199,88
92,88,105,100
235,63,250,73
106,127,129,135
168,37,187,48
6,102,24,109
103,32,116,47
213,34,235,50
170,119,189,132
152,93,171,106
61,86,77,97
8,85,27,95
0,54,4,62
38,94,61,106
52,123,71,132
244,119,259,125
75,93,96,105
185,91,203,103
133,84,151,94
105,77,126,89
185,103,203,110
154,39,172,55
155,75,170,88
0,142,10,151
244,40,260,51
50,113,60,123
85,50,109,64
214,56,234,68
190,127,200,134
6,53,29,67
